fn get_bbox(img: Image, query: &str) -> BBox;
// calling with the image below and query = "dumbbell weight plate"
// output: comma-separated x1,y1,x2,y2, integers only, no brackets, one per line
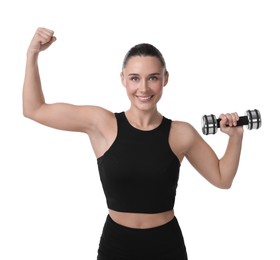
201,114,218,135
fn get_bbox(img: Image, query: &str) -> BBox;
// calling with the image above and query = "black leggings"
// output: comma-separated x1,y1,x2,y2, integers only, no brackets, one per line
97,215,188,260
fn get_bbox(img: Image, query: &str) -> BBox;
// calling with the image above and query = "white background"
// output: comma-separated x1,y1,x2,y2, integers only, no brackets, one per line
0,0,279,259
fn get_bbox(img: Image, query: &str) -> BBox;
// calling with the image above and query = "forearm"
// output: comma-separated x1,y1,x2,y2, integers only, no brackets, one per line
219,133,243,188
22,53,45,118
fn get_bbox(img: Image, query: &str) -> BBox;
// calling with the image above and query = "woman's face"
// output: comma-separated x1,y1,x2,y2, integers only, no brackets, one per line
121,56,168,112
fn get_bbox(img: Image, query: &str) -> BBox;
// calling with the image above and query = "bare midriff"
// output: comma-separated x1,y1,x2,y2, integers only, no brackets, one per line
109,209,175,229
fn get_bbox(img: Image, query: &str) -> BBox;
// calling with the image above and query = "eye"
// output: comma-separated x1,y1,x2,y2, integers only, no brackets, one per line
130,76,139,81
149,76,158,81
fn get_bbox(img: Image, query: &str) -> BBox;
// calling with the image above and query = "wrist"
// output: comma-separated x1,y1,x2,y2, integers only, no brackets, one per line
228,129,244,140
26,50,39,63
27,46,40,57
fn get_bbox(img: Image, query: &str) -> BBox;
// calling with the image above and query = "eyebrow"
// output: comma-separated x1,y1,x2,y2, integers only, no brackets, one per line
128,73,161,76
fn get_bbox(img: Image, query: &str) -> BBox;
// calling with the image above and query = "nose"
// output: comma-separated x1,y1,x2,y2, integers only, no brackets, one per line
139,79,149,93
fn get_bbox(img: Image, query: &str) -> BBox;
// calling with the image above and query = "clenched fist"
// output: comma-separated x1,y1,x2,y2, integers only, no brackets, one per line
27,27,56,55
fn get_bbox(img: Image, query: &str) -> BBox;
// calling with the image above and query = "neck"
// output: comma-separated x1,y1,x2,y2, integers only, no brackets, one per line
125,108,162,130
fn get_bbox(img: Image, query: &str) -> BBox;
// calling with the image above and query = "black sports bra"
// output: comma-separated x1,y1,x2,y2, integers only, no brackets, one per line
97,112,181,213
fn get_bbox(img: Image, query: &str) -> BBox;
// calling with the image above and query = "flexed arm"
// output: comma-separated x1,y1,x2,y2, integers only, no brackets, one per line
22,27,113,134
180,113,244,189
23,28,56,118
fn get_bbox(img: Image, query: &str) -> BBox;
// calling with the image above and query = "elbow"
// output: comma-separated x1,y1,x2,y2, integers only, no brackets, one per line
23,105,39,120
23,110,30,119
22,107,34,119
22,103,44,120
22,99,32,118
218,183,232,190
216,180,233,189
210,175,233,189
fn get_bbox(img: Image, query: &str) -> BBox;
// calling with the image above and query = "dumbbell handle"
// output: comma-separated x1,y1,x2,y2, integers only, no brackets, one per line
216,116,248,128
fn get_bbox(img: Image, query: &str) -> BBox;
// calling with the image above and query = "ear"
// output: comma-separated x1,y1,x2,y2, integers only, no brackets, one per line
120,72,125,87
163,71,169,86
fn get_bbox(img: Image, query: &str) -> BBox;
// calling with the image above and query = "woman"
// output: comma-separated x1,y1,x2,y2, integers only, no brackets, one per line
23,27,244,260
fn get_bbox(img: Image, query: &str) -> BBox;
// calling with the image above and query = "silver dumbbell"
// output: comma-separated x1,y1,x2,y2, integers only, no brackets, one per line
202,109,262,135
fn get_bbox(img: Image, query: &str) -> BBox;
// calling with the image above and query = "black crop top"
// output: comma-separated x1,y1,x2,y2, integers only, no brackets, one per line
97,112,181,213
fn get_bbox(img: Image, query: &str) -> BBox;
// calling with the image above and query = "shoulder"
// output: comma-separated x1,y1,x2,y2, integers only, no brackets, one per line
168,119,201,159
84,106,117,134
170,120,198,137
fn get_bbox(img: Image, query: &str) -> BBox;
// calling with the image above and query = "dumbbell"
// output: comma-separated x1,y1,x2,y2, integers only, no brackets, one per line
202,109,261,135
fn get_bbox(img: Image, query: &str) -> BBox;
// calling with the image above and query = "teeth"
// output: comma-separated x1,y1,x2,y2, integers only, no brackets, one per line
138,96,152,101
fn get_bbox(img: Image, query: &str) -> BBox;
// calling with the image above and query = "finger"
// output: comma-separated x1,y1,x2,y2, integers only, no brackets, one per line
36,27,55,44
225,112,239,126
219,113,232,127
219,114,228,127
229,112,239,126
37,27,54,37
233,112,239,126
225,113,234,126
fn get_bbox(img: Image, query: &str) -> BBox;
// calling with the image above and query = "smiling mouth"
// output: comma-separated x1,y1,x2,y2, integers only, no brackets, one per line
136,95,153,102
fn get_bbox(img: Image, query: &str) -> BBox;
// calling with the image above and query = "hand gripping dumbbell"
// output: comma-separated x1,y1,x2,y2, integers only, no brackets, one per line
202,109,262,135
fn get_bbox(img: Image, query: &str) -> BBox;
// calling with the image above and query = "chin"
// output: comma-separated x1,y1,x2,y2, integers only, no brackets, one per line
135,104,157,112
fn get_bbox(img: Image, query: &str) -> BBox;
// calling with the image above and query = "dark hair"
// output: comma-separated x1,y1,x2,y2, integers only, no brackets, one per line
122,43,167,70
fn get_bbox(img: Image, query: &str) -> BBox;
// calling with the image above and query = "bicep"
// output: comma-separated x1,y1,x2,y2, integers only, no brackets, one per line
30,103,105,133
185,129,221,186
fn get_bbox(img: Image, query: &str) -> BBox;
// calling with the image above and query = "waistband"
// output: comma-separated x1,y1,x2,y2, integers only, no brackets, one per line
106,214,178,232
99,214,187,259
